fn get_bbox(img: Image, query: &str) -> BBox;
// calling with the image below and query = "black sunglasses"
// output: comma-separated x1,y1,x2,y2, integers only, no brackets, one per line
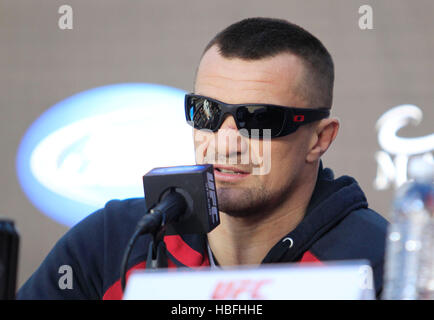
185,94,330,138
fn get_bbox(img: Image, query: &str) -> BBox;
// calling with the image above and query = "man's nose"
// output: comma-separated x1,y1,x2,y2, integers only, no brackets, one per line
219,114,238,131
214,115,248,157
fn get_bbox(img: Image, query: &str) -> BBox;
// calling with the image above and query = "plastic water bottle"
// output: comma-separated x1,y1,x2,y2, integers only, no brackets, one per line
382,156,434,300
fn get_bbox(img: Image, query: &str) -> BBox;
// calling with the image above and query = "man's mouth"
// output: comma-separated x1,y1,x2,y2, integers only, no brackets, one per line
213,165,250,181
215,168,244,174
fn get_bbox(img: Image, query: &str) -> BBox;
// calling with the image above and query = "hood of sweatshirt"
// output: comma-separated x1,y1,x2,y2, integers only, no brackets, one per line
260,162,369,263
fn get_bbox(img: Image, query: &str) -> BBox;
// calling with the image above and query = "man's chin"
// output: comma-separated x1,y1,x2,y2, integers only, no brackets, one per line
217,189,244,212
216,188,268,218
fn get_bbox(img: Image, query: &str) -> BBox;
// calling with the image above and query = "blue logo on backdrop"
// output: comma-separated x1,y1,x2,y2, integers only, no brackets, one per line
16,83,195,227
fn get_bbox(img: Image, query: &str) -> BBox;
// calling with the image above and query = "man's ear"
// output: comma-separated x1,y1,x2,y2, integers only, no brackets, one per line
306,118,339,163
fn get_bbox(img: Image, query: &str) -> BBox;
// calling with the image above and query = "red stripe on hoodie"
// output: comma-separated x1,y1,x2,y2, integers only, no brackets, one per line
164,235,210,267
300,250,322,263
103,261,146,300
103,235,210,299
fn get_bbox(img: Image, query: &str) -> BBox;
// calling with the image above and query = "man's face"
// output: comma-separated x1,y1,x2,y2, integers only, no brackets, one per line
193,46,317,217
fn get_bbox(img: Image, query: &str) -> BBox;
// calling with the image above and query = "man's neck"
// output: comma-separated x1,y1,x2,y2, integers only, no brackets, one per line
207,165,318,267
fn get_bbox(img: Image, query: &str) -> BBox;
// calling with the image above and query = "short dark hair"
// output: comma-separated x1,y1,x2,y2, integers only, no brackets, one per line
202,17,334,109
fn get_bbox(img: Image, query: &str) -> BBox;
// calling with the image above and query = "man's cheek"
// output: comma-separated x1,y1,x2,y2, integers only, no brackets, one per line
250,130,272,176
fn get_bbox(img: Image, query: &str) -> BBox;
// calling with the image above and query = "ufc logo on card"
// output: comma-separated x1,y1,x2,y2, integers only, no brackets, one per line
211,279,272,299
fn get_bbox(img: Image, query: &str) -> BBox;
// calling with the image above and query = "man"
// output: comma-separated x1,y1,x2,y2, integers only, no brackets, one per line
17,17,388,300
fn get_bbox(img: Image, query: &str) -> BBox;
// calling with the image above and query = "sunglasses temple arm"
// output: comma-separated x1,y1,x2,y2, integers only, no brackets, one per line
292,109,330,123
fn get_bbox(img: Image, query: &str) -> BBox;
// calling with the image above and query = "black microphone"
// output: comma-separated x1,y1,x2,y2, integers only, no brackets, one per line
142,164,220,235
120,164,220,292
134,190,187,236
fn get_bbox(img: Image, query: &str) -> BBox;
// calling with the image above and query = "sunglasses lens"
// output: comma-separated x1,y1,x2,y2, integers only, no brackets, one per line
186,95,288,137
242,106,285,137
187,96,222,131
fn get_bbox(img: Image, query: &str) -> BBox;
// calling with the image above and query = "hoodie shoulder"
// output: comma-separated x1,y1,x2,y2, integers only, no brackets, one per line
310,207,389,295
17,198,147,299
311,208,389,260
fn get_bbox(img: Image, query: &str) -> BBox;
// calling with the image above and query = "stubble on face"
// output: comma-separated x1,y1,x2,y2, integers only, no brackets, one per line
216,181,270,218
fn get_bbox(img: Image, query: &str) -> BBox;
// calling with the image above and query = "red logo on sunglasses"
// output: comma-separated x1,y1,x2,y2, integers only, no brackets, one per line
293,115,305,122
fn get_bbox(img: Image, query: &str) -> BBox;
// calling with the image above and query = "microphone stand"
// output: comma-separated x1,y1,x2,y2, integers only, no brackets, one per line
145,224,168,269
121,191,186,293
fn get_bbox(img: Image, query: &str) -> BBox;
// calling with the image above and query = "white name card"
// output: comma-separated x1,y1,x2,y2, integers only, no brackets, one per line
123,260,375,300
